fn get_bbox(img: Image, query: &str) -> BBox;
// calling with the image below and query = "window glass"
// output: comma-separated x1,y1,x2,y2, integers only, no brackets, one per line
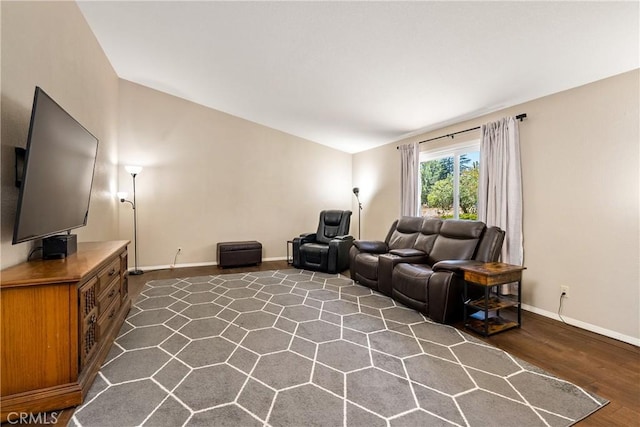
420,143,479,220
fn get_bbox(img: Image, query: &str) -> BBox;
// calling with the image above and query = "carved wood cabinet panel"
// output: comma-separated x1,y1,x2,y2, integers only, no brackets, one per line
79,277,99,368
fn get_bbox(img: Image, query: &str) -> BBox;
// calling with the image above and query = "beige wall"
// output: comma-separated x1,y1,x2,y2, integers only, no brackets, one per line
1,1,120,269
117,80,352,268
352,142,400,240
353,70,640,343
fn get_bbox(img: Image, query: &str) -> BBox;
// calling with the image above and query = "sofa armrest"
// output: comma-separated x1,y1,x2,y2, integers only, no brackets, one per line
298,233,317,244
292,233,317,268
432,260,484,274
353,240,388,254
389,248,426,257
328,237,354,273
427,271,467,323
334,235,354,241
377,252,429,296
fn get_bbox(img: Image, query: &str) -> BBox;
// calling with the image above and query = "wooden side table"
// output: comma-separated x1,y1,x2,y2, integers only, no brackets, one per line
460,262,526,336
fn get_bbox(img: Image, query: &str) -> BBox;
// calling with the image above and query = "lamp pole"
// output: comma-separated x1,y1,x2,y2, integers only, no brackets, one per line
130,171,143,275
122,165,144,275
352,187,362,239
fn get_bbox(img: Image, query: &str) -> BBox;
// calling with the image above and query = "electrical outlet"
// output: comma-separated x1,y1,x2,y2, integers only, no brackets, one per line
560,285,569,298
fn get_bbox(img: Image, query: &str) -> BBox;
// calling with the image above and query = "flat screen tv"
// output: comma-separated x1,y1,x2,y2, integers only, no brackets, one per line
12,86,99,254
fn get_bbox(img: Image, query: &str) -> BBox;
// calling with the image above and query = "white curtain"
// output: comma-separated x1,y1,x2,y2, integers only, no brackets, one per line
478,117,523,294
399,142,420,217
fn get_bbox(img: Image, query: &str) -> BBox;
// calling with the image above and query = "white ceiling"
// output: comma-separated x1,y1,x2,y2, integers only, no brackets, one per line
77,1,639,153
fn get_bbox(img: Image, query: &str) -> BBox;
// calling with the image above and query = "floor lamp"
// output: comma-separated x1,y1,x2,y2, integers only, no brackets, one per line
118,165,144,275
352,187,362,239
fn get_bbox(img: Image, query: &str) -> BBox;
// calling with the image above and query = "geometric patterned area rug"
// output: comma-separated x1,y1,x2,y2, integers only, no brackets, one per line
71,269,607,427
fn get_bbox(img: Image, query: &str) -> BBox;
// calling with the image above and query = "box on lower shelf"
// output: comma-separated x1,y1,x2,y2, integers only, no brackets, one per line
469,310,496,320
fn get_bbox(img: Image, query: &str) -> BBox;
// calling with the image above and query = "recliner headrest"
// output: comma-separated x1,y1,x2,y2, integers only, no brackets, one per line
421,218,443,234
439,220,485,239
316,210,352,244
396,216,423,233
324,210,344,226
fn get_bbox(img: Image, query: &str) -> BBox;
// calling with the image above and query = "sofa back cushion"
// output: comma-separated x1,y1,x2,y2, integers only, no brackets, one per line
413,218,443,254
316,210,351,244
474,226,505,262
383,219,399,246
428,220,486,264
388,216,423,250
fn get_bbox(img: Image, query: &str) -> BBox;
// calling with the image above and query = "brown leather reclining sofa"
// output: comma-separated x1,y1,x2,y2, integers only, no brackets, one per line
349,217,505,324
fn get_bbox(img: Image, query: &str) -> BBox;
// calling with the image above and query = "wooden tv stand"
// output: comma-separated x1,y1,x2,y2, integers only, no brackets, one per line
1,241,131,421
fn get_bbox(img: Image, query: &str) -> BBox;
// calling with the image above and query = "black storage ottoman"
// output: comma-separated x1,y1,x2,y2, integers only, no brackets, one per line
217,241,262,268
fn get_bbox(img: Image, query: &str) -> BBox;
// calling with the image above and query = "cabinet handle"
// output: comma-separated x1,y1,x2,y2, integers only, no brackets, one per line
108,268,117,276
108,289,116,298
108,308,116,320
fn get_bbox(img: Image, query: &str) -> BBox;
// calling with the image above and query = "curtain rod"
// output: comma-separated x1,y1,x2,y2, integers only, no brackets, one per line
397,113,527,149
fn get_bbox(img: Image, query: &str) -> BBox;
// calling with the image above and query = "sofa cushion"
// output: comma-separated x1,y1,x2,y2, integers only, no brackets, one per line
388,216,423,249
474,226,505,262
353,253,380,280
353,240,388,254
392,263,432,303
428,220,485,264
413,218,442,255
299,243,328,263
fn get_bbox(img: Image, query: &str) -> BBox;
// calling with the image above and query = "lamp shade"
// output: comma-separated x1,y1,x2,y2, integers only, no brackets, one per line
117,191,128,200
125,165,142,175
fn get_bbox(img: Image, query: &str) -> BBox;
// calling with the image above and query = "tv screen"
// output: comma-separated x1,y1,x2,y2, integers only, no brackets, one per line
12,87,99,244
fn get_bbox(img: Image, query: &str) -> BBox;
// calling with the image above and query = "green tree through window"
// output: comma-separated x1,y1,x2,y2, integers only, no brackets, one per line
426,175,453,215
420,147,479,219
459,162,479,216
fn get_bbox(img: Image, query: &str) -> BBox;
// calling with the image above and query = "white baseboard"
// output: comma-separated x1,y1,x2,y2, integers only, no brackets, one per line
521,303,639,347
130,256,289,275
263,256,288,262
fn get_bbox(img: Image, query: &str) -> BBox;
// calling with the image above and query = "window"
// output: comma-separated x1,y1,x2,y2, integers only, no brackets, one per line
419,141,480,220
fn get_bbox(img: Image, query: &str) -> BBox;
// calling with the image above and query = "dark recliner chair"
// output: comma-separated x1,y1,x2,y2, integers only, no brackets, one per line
293,210,353,274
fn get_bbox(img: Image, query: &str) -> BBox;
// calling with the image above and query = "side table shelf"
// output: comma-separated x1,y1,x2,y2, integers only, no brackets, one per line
461,262,526,337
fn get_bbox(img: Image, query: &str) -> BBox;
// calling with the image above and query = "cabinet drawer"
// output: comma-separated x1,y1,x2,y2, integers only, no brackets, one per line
97,258,120,295
97,295,121,341
98,277,120,315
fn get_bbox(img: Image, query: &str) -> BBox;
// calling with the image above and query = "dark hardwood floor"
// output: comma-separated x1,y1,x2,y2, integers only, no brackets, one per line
45,261,639,426
465,311,639,426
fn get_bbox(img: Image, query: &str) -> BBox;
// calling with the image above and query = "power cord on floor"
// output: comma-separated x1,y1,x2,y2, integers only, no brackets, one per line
558,291,567,324
170,247,182,269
